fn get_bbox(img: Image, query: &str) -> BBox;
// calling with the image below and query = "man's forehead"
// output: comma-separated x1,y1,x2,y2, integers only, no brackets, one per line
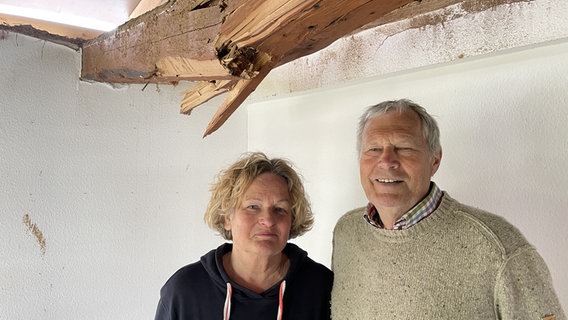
364,114,421,134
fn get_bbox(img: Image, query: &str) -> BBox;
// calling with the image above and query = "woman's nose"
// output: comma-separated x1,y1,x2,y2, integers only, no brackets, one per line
258,210,275,226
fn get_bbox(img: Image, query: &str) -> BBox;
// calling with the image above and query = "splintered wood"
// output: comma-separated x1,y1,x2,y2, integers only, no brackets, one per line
81,0,416,136
181,80,237,115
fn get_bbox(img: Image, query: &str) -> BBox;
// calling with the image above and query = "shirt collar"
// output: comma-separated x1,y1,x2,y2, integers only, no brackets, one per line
364,182,443,230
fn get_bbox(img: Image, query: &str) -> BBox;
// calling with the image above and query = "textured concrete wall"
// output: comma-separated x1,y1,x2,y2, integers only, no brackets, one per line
1,0,567,318
0,33,247,319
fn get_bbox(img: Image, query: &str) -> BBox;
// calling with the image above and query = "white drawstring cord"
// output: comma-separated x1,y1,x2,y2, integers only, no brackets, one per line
223,283,232,320
222,280,286,320
277,280,286,320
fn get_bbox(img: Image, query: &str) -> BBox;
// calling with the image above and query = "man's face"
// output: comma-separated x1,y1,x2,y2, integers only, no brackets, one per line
359,109,441,219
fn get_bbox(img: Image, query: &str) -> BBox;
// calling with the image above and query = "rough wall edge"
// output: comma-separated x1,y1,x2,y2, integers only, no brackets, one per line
0,24,84,50
357,0,533,32
250,0,568,100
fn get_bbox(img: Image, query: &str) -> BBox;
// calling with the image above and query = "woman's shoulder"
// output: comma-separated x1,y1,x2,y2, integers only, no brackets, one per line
294,255,333,287
303,256,333,276
161,260,207,291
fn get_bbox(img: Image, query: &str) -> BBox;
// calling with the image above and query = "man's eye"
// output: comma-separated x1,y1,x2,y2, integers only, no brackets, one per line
364,148,381,156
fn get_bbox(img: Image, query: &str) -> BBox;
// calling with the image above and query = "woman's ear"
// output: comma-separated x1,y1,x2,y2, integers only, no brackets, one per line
223,213,232,231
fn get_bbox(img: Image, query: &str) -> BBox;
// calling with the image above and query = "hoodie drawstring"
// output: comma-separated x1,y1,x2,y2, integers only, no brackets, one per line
223,283,233,320
277,280,286,320
223,280,286,320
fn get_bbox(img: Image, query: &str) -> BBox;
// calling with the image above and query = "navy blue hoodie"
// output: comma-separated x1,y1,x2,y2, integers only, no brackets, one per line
154,243,333,320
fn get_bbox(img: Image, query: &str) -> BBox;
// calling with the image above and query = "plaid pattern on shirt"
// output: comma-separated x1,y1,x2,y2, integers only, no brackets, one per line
364,182,443,230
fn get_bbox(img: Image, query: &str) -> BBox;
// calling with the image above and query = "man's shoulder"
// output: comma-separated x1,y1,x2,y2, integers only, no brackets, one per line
333,206,367,236
336,206,366,224
448,196,519,232
444,195,532,254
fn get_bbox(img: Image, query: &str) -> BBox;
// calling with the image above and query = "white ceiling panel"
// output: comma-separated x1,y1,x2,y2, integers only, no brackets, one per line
0,0,143,32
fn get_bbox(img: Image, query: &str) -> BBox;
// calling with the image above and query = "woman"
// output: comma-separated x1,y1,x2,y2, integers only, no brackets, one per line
154,152,333,320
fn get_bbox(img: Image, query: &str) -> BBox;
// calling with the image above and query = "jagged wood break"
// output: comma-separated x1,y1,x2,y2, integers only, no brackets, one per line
81,0,416,136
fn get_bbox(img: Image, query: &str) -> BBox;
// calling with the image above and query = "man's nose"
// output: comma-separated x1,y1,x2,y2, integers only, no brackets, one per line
378,148,399,169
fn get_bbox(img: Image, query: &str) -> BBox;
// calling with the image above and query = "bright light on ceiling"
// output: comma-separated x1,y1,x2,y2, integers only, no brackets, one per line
0,4,118,31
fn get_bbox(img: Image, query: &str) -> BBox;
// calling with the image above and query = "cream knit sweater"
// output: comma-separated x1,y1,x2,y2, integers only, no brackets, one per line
331,194,565,320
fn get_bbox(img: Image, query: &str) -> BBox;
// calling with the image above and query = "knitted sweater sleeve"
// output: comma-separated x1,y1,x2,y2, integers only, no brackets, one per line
495,245,566,320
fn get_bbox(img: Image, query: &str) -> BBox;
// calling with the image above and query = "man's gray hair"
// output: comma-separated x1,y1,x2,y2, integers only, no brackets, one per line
356,99,441,155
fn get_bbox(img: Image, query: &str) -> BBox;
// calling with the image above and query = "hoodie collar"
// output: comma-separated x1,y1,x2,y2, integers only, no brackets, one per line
200,242,307,297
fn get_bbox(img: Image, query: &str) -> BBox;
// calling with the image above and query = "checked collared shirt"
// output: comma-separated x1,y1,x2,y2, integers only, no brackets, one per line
364,182,443,230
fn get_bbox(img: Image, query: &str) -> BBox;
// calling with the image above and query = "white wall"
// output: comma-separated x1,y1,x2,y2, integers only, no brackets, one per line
248,40,568,311
0,33,248,319
2,0,568,318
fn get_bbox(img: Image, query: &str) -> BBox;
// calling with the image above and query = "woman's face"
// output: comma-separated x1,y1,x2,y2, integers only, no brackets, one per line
224,173,292,258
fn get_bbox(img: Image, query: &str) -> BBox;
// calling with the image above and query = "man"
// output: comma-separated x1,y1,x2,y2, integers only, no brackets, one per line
331,99,565,319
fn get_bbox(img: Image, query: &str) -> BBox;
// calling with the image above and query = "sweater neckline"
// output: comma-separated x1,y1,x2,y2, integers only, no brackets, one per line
365,193,456,243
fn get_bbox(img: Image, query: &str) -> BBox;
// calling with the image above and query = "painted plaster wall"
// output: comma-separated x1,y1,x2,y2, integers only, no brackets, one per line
248,23,568,316
256,0,568,96
0,33,247,319
2,0,567,319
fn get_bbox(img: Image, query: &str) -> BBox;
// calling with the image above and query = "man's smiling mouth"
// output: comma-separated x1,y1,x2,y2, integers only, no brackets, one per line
375,178,402,183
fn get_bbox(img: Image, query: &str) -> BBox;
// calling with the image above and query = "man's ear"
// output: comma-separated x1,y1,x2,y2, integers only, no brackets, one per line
431,148,442,176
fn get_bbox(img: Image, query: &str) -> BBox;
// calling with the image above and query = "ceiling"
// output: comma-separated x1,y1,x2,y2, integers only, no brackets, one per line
0,0,164,40
2,0,428,136
4,0,535,137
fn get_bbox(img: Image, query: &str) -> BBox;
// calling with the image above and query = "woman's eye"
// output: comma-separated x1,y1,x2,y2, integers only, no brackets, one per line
275,207,288,215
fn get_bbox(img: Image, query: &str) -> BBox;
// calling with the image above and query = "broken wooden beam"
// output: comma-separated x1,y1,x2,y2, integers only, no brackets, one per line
81,0,236,84
81,0,416,136
205,0,416,135
216,0,415,66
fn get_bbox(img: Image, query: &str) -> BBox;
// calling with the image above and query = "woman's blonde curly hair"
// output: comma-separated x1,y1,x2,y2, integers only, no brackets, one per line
204,152,314,240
